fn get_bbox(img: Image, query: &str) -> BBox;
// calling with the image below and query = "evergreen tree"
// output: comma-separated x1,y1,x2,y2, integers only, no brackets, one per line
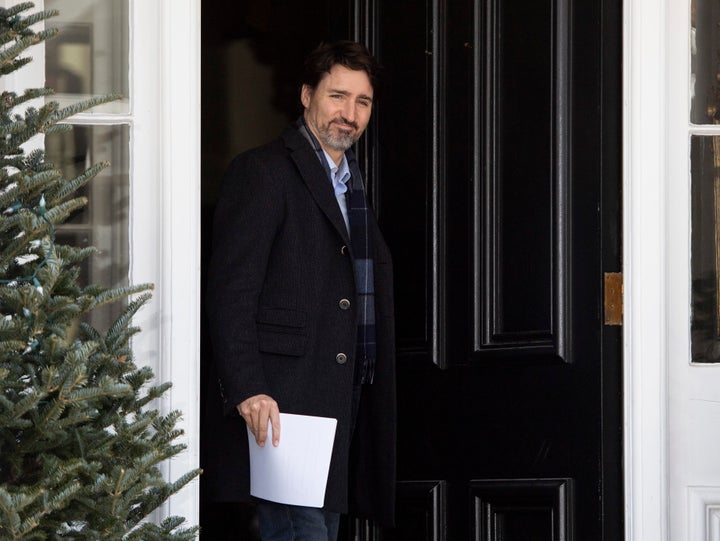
0,4,201,539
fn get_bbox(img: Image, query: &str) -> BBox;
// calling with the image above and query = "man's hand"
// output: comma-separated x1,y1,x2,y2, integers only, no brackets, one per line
237,394,280,447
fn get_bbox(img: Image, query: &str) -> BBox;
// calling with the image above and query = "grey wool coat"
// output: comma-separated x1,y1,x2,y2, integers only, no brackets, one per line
203,125,397,526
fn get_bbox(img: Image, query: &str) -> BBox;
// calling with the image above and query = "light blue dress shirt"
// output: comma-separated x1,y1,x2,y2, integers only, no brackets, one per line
322,149,351,234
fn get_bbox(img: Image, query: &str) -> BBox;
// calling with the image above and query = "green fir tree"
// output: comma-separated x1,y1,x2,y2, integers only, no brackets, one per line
0,4,201,539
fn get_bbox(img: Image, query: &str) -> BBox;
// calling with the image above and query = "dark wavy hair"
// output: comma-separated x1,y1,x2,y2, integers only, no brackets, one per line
301,40,381,92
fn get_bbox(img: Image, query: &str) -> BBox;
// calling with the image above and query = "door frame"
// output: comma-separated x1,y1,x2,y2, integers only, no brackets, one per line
185,0,681,535
623,0,670,538
2,0,673,535
106,0,204,527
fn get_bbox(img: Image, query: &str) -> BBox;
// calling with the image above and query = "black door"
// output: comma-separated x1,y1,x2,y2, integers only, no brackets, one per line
200,0,623,539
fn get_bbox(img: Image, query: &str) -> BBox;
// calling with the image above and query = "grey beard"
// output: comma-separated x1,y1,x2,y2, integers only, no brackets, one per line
317,124,358,152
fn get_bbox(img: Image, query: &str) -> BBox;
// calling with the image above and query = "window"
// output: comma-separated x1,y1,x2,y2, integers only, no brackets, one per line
690,0,720,361
43,0,130,330
0,0,201,524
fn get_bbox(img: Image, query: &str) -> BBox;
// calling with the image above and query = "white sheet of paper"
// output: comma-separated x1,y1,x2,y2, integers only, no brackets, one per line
247,412,337,508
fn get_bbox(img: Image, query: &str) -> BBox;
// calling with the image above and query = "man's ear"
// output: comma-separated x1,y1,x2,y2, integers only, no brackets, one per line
301,84,312,108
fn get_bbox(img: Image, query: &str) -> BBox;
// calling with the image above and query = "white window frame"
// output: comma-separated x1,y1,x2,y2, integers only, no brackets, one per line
0,0,202,527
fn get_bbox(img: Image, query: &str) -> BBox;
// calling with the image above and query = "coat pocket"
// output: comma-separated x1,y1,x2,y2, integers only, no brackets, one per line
256,307,307,356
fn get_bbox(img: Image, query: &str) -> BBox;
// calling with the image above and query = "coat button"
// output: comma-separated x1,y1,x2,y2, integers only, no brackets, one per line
336,353,348,364
339,298,351,310
341,245,348,255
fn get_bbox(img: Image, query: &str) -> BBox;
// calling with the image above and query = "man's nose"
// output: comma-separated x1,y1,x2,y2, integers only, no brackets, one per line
342,101,356,122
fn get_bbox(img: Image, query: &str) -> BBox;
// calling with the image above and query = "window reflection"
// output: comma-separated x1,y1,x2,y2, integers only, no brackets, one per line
45,125,130,332
45,0,129,112
691,136,720,361
691,0,720,123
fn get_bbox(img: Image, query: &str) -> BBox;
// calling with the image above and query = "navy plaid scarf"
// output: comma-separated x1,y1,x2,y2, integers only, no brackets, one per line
296,118,376,384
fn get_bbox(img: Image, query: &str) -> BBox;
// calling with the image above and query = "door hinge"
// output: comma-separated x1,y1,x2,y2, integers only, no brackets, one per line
604,272,623,326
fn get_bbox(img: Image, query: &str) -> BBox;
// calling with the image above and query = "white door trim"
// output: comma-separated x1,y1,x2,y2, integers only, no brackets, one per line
623,0,670,538
130,0,201,528
157,0,201,527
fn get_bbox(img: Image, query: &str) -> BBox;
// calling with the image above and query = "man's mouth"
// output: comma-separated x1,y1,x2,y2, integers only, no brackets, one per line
331,120,357,132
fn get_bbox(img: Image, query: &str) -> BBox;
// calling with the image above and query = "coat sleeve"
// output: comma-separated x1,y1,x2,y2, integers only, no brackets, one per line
205,150,284,416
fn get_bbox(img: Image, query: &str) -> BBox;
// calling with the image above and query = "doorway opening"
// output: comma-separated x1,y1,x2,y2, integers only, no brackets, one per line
198,1,624,539
199,2,350,538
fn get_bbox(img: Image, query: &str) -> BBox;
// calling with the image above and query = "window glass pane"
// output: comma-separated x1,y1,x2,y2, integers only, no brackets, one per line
691,135,720,361
45,0,129,113
45,125,130,332
691,0,720,123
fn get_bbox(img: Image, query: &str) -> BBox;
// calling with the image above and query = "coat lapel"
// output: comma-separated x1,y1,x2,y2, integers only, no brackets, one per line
282,127,351,245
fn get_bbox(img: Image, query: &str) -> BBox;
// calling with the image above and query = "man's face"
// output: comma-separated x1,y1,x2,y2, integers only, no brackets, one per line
301,64,373,157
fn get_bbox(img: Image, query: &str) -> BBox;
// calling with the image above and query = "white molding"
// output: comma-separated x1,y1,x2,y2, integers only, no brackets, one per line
128,0,164,526
623,0,669,539
159,0,201,529
130,0,201,530
712,508,720,541
688,487,720,541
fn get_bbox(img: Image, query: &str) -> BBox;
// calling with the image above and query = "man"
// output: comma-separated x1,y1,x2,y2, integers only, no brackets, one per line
204,41,396,541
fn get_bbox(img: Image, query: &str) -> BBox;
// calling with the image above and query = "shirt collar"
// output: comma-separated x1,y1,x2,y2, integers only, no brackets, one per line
322,149,350,187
